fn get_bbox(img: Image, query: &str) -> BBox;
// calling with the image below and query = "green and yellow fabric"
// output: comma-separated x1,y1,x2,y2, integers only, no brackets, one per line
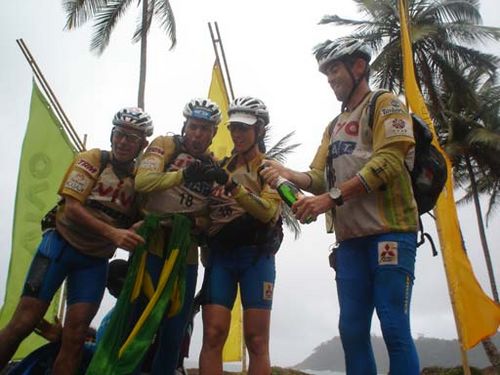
86,213,191,375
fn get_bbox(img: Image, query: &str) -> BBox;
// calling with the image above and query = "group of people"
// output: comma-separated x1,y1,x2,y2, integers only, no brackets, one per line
0,36,421,375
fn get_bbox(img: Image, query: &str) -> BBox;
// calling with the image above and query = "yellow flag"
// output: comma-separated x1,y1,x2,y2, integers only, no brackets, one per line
209,62,233,159
208,61,243,361
398,0,500,349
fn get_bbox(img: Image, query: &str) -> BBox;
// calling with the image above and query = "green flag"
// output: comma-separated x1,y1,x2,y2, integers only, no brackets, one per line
0,82,76,359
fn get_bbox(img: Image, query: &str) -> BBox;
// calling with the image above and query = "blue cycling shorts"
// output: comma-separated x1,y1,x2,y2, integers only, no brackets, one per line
201,244,276,310
22,230,108,305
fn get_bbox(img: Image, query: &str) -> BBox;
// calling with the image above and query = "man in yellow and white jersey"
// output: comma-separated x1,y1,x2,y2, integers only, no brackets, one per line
0,107,152,375
134,98,222,375
260,39,420,375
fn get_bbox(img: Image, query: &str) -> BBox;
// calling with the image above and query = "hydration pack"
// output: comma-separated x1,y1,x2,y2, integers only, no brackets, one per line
367,90,447,215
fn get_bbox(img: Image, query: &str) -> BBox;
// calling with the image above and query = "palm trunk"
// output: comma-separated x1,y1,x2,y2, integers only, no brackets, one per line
465,153,500,373
137,0,148,109
465,154,499,301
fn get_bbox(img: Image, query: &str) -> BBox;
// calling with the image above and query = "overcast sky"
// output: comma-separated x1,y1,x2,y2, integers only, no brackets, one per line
1,0,499,369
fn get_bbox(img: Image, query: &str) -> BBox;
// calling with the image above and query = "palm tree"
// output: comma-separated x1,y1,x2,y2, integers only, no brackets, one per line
319,0,500,134
63,0,176,109
443,69,500,303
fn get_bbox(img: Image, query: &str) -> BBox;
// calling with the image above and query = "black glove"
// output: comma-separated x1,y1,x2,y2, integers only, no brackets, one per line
183,160,211,183
204,166,229,185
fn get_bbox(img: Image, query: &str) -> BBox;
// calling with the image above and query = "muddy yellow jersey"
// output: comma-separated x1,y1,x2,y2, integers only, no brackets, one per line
209,152,281,237
136,135,212,263
310,91,418,241
56,148,137,258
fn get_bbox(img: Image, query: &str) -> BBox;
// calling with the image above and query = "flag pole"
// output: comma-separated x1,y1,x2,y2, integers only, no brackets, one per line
16,38,84,324
208,22,247,372
208,22,235,102
398,0,472,373
16,39,85,152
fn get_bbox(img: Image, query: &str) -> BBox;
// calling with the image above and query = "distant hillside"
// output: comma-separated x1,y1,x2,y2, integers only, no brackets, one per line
295,334,500,373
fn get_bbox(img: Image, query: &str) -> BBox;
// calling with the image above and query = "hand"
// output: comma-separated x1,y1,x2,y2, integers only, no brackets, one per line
204,166,229,185
130,220,144,232
292,193,334,224
183,160,210,183
259,159,288,188
110,228,146,252
211,184,229,198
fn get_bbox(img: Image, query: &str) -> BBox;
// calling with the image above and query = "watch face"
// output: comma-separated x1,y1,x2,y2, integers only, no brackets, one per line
329,187,342,199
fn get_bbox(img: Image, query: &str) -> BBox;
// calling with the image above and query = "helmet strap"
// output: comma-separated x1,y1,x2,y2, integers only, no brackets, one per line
341,60,369,112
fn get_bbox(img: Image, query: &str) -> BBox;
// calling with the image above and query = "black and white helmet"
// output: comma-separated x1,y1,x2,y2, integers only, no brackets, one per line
112,107,153,137
183,98,222,125
314,38,372,74
228,96,270,126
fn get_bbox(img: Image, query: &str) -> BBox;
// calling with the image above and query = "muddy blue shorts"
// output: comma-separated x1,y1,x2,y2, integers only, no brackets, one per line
201,244,276,310
22,230,108,305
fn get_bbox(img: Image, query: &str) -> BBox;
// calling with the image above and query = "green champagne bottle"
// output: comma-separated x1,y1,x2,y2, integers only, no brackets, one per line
276,176,314,224
275,176,314,224
276,176,303,206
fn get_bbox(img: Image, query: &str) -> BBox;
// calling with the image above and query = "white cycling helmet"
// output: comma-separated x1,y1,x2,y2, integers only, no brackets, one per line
228,96,270,126
183,98,222,125
314,38,372,74
112,107,153,137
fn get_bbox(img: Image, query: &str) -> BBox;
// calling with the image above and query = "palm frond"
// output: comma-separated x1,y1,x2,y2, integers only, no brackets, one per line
265,131,300,163
132,0,155,43
154,0,177,49
281,204,301,239
90,0,134,54
485,180,499,225
63,0,107,29
319,15,371,27
263,131,302,238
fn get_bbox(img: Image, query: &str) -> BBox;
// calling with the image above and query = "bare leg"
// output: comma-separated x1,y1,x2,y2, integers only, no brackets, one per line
52,302,99,375
0,297,49,370
244,308,271,375
199,304,231,375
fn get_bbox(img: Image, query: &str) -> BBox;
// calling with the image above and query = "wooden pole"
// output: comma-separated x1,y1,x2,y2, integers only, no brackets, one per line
16,39,85,152
16,38,86,323
399,2,471,373
208,22,235,102
207,22,247,372
214,22,235,102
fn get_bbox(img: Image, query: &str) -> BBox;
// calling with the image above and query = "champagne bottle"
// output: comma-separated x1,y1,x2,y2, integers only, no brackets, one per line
275,176,303,206
275,176,313,223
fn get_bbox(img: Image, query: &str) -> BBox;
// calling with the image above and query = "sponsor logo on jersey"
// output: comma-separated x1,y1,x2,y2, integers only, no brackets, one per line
169,153,195,171
329,140,356,159
64,171,91,193
333,121,359,137
381,106,406,116
384,118,413,138
76,159,98,175
94,179,135,208
148,146,165,156
185,180,213,196
263,281,274,301
378,241,398,265
139,157,161,171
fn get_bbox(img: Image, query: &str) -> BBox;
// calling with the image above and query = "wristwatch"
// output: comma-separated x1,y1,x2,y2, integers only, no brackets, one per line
328,187,344,206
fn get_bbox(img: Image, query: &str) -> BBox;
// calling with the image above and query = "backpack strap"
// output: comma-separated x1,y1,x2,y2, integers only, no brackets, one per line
162,135,184,172
367,89,391,130
327,115,340,138
99,150,111,175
